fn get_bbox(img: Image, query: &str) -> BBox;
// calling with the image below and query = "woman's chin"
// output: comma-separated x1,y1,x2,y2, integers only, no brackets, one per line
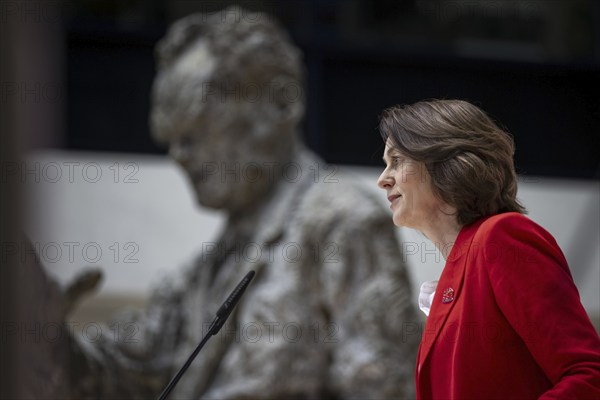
393,212,418,230
392,212,406,228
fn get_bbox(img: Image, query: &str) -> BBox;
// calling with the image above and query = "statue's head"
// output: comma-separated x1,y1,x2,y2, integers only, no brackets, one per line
150,7,305,213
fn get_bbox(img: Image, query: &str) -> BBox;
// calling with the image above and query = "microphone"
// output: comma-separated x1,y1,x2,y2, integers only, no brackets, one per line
210,270,256,335
158,270,256,400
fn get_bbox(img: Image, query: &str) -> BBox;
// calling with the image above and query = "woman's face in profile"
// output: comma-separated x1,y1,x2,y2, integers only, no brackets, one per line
377,141,445,230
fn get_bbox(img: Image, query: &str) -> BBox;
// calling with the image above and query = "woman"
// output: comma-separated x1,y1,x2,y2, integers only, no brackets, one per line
377,99,600,399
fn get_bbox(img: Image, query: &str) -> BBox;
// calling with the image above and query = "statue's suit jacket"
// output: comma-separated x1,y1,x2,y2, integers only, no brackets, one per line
73,150,420,399
416,212,600,399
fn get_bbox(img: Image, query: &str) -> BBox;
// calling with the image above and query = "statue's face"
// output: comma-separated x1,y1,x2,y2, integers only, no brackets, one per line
150,41,296,212
165,100,291,212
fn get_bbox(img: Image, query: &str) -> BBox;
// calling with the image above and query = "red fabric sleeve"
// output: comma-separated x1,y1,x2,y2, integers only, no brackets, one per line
483,213,600,399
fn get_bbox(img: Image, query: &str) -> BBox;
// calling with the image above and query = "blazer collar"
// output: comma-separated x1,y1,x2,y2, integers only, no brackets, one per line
418,216,488,366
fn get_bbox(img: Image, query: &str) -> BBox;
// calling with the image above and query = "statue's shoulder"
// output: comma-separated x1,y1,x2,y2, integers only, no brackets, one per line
294,165,390,235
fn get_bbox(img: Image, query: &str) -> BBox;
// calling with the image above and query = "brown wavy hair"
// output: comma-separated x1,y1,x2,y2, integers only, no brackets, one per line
379,99,527,226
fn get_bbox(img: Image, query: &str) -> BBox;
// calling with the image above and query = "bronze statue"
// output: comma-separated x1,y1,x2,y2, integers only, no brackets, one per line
28,7,420,399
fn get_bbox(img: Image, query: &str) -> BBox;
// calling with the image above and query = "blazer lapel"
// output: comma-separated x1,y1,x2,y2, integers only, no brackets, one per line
417,219,483,367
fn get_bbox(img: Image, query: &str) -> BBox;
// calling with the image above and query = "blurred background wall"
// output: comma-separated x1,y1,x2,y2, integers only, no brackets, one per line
59,0,600,178
5,0,599,338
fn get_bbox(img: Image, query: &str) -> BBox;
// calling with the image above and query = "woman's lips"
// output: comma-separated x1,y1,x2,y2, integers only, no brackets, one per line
388,194,401,208
388,194,401,203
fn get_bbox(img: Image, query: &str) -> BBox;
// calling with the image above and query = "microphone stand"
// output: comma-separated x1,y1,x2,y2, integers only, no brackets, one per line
157,270,256,400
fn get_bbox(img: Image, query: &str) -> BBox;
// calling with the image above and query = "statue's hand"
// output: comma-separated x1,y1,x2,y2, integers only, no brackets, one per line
11,237,104,397
22,238,103,320
63,268,103,316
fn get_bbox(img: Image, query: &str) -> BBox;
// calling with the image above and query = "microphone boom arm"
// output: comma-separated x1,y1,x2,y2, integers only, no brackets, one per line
157,270,256,400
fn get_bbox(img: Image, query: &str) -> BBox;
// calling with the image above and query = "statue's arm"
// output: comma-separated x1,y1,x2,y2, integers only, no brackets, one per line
11,236,164,398
66,274,189,399
68,283,187,398
321,214,420,399
18,233,187,400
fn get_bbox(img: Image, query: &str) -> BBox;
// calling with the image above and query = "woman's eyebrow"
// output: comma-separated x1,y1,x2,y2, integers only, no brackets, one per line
383,147,398,162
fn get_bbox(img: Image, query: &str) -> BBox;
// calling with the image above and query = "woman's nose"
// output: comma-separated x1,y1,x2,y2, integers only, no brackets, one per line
377,168,393,189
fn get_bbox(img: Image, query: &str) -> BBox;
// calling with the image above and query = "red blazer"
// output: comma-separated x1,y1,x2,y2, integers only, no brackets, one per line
416,212,600,399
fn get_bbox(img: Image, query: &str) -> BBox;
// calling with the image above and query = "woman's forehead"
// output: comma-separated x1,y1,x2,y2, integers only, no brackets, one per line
384,140,403,155
384,140,394,152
